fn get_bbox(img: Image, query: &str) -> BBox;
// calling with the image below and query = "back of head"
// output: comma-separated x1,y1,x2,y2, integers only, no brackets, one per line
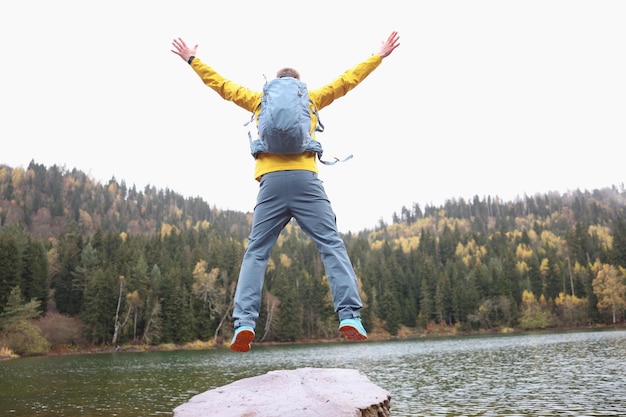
276,67,300,80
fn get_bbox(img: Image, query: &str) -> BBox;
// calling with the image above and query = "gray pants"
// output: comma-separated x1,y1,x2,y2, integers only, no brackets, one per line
233,170,362,329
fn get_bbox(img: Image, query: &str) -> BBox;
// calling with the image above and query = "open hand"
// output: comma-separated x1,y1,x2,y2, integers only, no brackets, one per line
378,31,400,59
171,38,198,62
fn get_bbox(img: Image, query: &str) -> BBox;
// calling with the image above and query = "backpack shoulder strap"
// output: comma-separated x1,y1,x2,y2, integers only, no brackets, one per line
318,154,353,165
309,99,324,133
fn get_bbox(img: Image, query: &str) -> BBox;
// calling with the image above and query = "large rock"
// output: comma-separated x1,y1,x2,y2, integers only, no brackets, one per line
173,367,392,417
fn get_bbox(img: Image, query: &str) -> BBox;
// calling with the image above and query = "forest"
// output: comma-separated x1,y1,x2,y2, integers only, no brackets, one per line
1,161,625,357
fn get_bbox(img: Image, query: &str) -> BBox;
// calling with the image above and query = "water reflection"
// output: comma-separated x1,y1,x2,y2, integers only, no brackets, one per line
1,330,625,416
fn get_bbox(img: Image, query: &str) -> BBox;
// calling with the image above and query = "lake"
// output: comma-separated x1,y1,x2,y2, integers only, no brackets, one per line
1,329,625,416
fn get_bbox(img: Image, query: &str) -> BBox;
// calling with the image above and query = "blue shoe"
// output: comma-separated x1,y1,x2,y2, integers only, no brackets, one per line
339,318,368,341
230,326,255,352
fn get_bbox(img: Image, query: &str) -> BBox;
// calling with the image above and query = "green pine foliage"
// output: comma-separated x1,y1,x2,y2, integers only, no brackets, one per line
1,162,626,352
0,286,50,355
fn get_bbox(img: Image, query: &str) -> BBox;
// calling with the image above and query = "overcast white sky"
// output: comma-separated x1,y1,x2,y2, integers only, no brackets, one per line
2,1,625,233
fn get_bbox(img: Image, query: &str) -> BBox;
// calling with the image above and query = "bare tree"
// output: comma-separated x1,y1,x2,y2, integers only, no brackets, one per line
191,260,235,343
260,292,281,342
112,276,125,346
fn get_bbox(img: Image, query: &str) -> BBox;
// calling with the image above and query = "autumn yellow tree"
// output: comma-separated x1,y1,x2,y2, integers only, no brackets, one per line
518,290,553,329
192,260,234,342
592,263,626,324
125,291,143,342
554,293,588,326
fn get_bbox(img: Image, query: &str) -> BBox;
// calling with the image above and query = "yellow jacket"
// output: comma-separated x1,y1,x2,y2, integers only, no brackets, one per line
190,54,383,180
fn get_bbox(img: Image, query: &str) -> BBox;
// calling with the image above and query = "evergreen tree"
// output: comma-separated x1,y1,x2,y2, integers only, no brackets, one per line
611,214,626,268
142,264,163,345
418,255,438,326
273,267,303,342
21,236,49,313
0,235,20,313
161,272,193,344
434,271,453,324
528,257,543,299
300,271,333,339
82,268,117,344
439,224,459,266
379,288,402,334
450,261,480,329
51,223,83,315
0,286,50,355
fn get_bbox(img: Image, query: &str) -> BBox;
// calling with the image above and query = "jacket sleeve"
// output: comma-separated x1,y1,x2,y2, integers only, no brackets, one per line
309,54,383,110
190,58,262,112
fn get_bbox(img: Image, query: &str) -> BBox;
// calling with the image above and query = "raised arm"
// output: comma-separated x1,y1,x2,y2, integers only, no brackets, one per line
310,31,401,109
170,37,261,112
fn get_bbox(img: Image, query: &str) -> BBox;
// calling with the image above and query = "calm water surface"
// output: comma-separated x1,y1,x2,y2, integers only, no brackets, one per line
1,329,625,416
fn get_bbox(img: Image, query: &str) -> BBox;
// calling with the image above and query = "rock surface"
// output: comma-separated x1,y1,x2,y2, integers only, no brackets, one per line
173,367,392,417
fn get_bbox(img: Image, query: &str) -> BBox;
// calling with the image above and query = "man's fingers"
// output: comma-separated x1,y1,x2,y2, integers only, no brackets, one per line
172,37,186,50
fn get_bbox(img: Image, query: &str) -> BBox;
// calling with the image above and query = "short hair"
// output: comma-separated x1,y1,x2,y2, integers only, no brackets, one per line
276,67,300,80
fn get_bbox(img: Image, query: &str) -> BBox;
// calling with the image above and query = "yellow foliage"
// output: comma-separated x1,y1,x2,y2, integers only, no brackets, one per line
126,290,143,308
515,243,533,260
573,261,588,275
414,217,436,233
194,220,211,231
514,217,538,237
455,242,466,257
182,339,216,350
455,239,486,267
539,258,550,277
160,223,179,237
521,289,536,306
279,253,292,268
516,261,529,275
0,346,18,359
78,209,93,232
588,225,613,250
436,217,471,235
592,263,626,314
193,260,208,277
355,274,367,305
554,292,589,325
370,240,385,251
158,343,178,351
589,258,603,275
539,230,559,249
12,167,25,185
266,257,276,272
554,292,586,307
398,236,420,253
192,261,220,303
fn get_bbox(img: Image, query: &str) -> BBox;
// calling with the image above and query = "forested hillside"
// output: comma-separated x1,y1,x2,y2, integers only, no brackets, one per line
1,161,625,356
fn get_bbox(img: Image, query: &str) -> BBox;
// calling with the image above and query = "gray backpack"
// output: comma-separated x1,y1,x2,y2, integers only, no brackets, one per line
246,77,351,165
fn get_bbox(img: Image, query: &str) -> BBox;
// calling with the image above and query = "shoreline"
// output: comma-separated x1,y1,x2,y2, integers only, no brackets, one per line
4,323,623,361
